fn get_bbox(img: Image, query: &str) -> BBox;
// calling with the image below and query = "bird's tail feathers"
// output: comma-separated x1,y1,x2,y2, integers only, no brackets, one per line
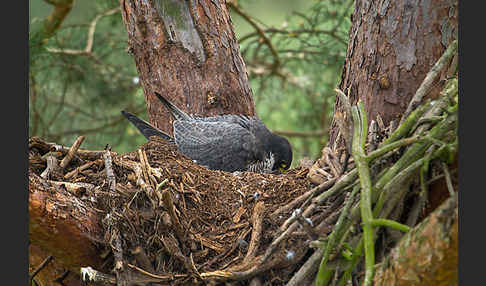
154,92,192,121
121,110,173,142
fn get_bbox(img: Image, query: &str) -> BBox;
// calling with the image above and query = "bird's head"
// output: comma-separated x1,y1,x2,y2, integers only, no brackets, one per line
269,135,293,173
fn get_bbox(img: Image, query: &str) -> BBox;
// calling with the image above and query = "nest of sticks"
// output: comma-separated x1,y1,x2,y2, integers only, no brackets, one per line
29,135,350,285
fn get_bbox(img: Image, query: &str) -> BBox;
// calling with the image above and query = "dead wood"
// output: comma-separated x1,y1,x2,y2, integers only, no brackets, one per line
373,194,458,286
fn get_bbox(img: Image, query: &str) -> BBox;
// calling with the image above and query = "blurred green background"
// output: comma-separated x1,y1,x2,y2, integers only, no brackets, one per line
29,0,353,167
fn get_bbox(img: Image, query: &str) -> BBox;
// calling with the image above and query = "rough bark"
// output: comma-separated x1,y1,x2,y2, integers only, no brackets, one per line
328,0,458,152
119,0,255,135
29,170,106,286
373,194,458,286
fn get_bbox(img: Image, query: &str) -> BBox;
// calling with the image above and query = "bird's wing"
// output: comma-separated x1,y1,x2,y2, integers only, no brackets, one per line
173,120,261,172
121,110,174,142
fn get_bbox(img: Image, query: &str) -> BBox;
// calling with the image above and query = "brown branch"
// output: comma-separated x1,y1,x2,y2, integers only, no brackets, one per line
29,255,54,285
239,28,348,46
40,153,60,179
46,7,120,55
228,2,281,71
270,178,337,220
42,0,74,42
243,202,265,264
64,160,101,180
161,189,185,244
59,135,85,169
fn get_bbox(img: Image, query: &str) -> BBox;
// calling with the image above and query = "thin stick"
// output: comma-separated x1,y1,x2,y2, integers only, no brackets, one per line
351,102,375,286
294,210,318,240
127,263,187,280
40,154,59,179
64,159,99,179
47,8,120,55
315,184,360,286
103,150,116,193
244,202,265,263
227,2,280,71
286,250,322,286
370,219,410,232
29,255,53,284
161,189,185,244
271,178,336,219
441,162,456,196
59,136,85,169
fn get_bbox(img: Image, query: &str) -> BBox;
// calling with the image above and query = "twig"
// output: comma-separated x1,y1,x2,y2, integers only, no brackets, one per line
47,140,117,160
47,180,98,195
46,8,120,55
103,150,116,193
81,265,182,285
294,210,319,240
323,147,343,178
244,202,265,263
238,28,348,46
441,162,456,196
351,102,375,286
117,159,157,208
285,250,322,286
400,40,458,124
111,229,127,286
367,136,421,162
59,135,85,169
41,0,74,42
81,266,117,285
271,178,336,219
260,209,301,266
369,219,410,233
138,149,157,189
40,154,59,179
381,100,431,146
161,188,185,244
315,184,360,286
64,159,100,179
126,263,188,280
227,2,280,71
29,255,53,285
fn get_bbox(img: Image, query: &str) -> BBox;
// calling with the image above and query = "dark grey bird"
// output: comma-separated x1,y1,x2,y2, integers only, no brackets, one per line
121,92,292,174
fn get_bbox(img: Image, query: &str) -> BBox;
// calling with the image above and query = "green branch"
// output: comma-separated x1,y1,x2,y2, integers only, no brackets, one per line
370,219,410,233
351,102,375,286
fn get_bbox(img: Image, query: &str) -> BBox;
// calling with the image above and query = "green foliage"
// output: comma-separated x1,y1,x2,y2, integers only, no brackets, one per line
29,0,352,165
236,0,353,164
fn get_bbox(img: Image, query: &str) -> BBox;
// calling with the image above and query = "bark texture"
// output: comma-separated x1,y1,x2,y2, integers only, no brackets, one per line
328,0,458,151
29,170,106,286
119,0,255,135
373,195,458,286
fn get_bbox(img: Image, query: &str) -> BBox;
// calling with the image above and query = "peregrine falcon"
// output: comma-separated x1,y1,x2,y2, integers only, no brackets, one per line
121,92,292,174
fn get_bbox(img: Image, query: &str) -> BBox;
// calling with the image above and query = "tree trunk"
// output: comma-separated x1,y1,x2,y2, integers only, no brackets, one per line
119,0,255,135
328,0,458,152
